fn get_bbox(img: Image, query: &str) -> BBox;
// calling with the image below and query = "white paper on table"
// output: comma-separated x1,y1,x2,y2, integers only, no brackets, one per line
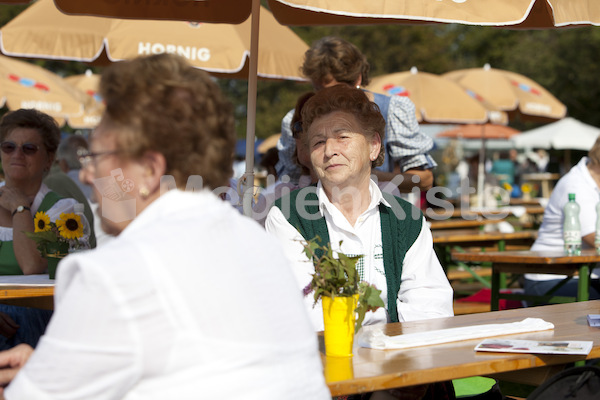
0,274,54,286
357,318,554,350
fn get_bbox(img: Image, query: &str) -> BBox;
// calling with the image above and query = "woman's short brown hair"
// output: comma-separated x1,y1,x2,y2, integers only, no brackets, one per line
0,108,61,159
99,53,235,190
301,85,385,168
302,37,370,88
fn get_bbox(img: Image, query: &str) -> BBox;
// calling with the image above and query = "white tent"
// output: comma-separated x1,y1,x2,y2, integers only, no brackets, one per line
512,117,600,151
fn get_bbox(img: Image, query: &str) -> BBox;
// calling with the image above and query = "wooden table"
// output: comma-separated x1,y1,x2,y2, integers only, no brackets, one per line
452,250,600,311
0,275,55,310
522,173,561,198
427,206,545,220
324,301,600,396
433,229,538,288
428,218,503,230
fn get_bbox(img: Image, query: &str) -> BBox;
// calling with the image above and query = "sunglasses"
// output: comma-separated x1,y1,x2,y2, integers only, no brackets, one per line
292,120,303,139
0,141,40,156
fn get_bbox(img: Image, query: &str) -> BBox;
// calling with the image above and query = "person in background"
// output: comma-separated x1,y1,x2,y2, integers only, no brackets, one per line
0,109,81,350
0,54,329,400
267,85,453,330
524,137,600,302
44,135,97,248
276,36,436,195
266,85,453,400
55,135,92,200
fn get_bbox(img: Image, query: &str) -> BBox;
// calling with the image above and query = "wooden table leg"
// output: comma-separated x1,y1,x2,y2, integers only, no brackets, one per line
491,268,500,311
577,264,590,302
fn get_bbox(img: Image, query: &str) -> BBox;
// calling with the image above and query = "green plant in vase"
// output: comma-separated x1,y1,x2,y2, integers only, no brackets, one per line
302,236,384,357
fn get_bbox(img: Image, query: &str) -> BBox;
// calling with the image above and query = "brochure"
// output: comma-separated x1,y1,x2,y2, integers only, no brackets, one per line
475,339,593,355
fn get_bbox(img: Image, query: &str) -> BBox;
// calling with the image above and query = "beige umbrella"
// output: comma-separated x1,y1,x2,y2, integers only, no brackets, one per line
64,70,103,129
267,0,600,29
438,124,520,140
443,64,567,122
1,0,308,81
367,67,507,125
0,54,85,123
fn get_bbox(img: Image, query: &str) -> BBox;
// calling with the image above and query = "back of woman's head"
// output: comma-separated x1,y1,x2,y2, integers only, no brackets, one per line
302,36,370,88
99,53,235,190
301,85,385,167
0,109,60,155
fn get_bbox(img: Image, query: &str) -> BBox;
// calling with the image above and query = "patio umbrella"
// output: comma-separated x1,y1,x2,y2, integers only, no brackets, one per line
267,0,600,29
63,70,102,129
0,54,85,123
443,64,567,123
368,68,508,206
2,0,304,216
367,67,507,125
0,0,308,81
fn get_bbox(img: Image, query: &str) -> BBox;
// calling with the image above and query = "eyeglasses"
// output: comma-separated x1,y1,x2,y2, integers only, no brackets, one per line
291,120,303,139
0,141,40,156
78,149,121,167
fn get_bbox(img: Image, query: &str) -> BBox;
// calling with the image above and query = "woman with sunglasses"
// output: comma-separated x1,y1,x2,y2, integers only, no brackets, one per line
0,109,82,351
0,109,80,276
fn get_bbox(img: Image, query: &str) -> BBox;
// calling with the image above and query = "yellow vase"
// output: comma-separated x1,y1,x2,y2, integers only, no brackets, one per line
322,294,358,357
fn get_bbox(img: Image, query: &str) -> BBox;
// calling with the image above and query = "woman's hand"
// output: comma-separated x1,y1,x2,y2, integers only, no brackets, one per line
0,313,18,339
0,343,33,390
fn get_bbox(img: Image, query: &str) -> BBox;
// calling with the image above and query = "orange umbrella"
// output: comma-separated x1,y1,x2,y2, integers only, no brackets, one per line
0,0,308,81
438,124,520,140
267,0,600,29
367,67,507,124
0,54,85,123
64,70,102,129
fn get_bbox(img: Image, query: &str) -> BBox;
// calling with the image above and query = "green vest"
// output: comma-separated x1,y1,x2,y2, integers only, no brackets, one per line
0,191,63,275
273,187,423,322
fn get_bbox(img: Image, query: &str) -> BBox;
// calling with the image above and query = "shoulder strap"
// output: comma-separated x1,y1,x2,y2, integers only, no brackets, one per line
369,91,393,173
379,192,423,322
273,186,330,260
38,191,63,213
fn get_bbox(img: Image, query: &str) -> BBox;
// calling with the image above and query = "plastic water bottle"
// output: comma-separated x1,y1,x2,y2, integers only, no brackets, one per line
595,200,600,254
70,203,92,252
563,193,581,256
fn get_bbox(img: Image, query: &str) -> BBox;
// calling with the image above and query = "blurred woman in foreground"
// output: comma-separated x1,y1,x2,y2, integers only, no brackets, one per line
0,54,329,400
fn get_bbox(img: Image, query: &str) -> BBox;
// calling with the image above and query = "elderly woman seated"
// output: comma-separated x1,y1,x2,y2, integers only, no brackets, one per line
265,85,453,331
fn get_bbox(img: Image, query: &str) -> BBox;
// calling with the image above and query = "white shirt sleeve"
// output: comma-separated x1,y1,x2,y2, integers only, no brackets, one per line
396,218,454,322
6,260,140,400
265,206,326,331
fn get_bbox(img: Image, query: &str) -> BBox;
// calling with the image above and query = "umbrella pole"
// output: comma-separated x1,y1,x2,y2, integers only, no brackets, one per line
242,0,261,218
477,125,485,208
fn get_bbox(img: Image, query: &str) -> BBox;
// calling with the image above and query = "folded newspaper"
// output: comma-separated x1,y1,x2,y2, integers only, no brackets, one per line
475,339,593,355
357,318,554,350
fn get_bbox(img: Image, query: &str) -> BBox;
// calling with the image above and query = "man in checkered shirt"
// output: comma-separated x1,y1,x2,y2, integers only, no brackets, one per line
276,36,436,193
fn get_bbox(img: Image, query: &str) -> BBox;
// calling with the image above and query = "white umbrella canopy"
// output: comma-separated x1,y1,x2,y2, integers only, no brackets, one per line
512,117,600,151
267,0,600,28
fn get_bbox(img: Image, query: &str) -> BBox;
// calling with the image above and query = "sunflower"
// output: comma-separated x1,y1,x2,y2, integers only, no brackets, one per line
34,211,52,233
56,213,83,240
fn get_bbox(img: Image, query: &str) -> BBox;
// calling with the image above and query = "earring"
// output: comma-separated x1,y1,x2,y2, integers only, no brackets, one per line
356,85,360,89
139,187,150,199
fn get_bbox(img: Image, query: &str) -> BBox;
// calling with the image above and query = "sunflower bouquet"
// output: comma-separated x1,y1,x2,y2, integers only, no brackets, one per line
25,211,86,259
